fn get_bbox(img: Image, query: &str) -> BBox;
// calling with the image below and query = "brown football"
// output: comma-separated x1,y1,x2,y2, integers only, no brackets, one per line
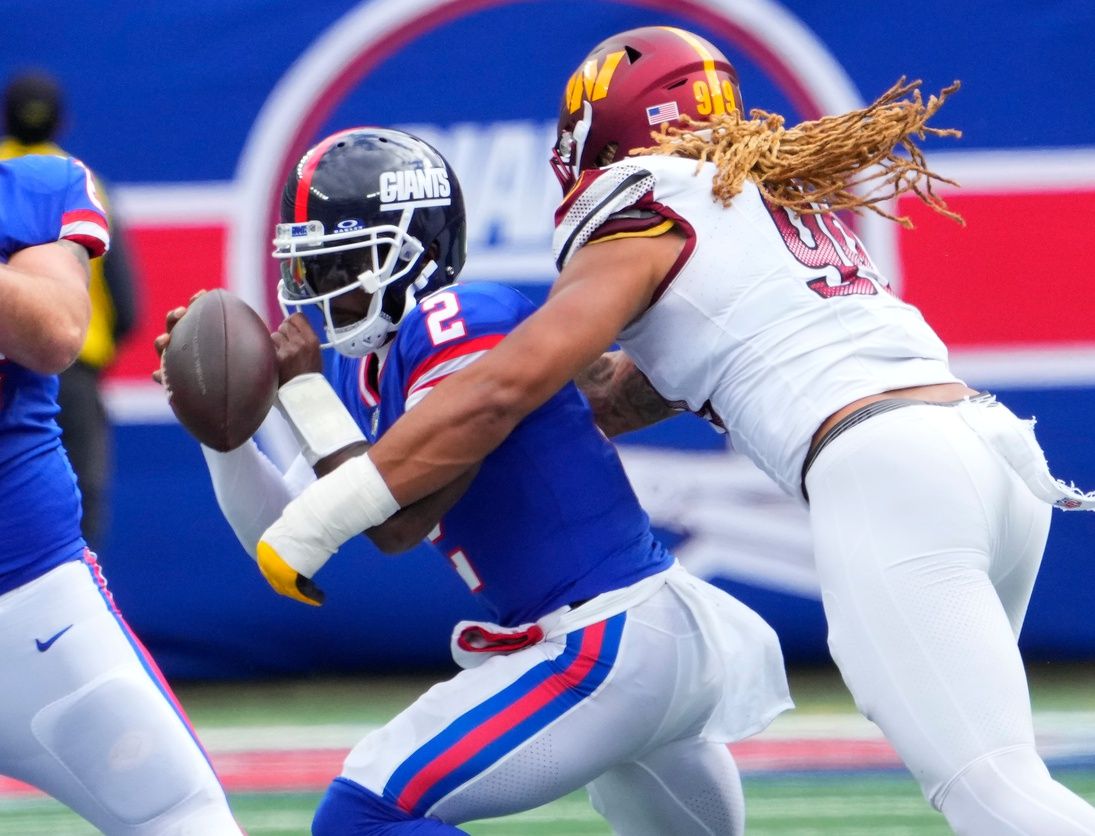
162,289,278,452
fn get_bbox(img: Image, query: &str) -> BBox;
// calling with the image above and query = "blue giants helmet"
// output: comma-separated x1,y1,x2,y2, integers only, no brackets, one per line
273,127,467,356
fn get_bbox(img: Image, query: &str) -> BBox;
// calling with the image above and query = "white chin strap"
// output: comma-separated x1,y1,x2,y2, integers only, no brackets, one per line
570,101,593,182
328,260,439,357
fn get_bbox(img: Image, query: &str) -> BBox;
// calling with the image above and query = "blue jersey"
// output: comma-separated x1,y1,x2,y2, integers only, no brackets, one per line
329,283,672,626
0,155,109,594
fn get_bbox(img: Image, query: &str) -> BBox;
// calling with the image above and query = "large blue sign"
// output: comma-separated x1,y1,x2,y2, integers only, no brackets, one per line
3,0,1093,677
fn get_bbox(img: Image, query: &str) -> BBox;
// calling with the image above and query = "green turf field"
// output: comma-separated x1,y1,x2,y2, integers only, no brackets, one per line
2,663,1092,834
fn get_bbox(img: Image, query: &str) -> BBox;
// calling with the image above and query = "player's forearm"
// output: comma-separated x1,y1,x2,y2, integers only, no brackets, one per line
0,242,91,373
367,465,479,554
367,356,556,507
316,441,477,553
202,441,297,558
575,351,677,437
374,264,654,506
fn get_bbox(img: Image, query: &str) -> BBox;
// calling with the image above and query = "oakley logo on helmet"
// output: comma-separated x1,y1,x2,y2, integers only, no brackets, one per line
379,167,451,208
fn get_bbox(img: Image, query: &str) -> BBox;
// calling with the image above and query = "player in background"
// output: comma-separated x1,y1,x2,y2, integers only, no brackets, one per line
0,154,240,835
255,27,1095,835
155,127,790,835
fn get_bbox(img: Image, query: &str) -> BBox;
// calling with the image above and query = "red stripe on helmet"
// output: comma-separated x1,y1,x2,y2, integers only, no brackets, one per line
293,128,359,223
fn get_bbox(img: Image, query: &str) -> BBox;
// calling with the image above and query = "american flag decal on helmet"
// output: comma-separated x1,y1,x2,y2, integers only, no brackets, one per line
646,101,680,125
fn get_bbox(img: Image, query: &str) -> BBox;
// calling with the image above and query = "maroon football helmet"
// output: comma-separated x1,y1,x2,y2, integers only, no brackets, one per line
550,26,744,193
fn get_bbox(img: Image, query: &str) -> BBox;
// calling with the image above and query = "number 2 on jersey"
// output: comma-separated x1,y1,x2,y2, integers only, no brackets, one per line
428,524,483,592
422,291,467,346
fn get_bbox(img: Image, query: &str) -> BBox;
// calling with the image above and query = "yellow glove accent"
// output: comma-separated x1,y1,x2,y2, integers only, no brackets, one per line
256,541,326,606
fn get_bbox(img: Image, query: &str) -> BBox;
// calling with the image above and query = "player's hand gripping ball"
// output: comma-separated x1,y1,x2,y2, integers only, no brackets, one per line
161,290,278,451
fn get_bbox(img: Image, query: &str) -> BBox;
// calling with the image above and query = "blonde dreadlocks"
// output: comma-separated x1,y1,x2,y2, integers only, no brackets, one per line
634,78,963,228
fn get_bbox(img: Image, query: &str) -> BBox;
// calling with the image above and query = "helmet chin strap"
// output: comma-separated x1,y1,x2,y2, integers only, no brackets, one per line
570,101,593,181
414,259,438,289
329,259,440,358
400,258,439,320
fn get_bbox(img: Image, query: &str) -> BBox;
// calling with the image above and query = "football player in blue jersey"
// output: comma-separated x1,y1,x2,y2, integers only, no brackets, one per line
158,127,791,835
0,155,240,833
253,28,1095,836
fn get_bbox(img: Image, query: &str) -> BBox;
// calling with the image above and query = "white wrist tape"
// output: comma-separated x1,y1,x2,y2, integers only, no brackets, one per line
276,373,366,467
271,453,400,577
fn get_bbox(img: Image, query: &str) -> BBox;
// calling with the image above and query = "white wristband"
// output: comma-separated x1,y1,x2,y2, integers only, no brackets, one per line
269,453,400,577
276,373,366,467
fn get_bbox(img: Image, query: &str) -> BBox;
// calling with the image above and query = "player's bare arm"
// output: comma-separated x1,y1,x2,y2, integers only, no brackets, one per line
0,240,91,374
273,312,479,553
365,465,479,554
255,230,681,594
365,229,682,505
312,441,478,553
576,350,678,437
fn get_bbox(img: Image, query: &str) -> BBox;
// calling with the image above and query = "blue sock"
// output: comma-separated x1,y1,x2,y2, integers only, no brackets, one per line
312,777,469,835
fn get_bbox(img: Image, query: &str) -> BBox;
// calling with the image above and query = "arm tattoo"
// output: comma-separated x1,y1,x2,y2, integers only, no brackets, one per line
576,351,678,437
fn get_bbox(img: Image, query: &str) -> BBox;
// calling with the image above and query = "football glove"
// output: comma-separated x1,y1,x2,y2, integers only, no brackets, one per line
255,539,325,606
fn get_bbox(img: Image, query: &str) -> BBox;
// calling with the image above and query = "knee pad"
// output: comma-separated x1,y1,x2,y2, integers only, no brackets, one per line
31,671,217,828
313,778,466,835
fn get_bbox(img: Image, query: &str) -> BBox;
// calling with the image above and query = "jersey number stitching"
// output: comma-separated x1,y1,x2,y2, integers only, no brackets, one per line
768,204,890,299
422,291,467,346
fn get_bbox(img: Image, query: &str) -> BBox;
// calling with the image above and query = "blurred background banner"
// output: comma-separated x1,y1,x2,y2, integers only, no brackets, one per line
3,0,1092,678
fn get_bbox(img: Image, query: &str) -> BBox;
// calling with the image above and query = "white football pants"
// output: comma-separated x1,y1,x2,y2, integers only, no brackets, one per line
339,580,790,834
806,400,1095,834
0,556,239,835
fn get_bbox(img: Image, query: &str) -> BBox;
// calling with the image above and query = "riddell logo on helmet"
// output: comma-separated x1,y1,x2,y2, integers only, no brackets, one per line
379,167,451,205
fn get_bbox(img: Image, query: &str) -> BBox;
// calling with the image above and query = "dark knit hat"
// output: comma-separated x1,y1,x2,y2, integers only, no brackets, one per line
3,72,63,144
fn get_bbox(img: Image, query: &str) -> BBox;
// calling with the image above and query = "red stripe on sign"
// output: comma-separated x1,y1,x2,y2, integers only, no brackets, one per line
395,621,607,813
897,189,1095,347
105,224,228,382
405,333,505,398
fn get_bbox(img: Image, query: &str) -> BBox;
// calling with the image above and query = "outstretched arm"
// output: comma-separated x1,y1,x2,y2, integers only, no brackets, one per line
315,442,478,555
256,229,685,600
270,313,479,556
369,230,682,504
575,351,678,437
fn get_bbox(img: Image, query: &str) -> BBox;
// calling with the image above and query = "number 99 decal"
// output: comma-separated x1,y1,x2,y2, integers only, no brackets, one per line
692,79,738,116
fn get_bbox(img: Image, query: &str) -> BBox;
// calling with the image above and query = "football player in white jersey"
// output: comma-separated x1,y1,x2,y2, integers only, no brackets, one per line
256,26,1095,834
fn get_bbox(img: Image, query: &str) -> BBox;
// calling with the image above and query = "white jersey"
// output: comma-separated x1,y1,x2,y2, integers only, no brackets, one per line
553,156,961,497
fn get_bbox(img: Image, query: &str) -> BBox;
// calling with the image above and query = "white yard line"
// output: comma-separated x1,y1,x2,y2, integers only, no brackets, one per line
190,710,1095,758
